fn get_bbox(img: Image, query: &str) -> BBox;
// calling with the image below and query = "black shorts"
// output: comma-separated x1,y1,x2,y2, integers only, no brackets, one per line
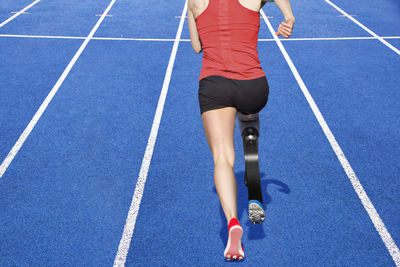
198,75,269,115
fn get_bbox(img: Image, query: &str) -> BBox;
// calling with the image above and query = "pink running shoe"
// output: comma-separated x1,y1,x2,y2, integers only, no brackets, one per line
224,218,245,261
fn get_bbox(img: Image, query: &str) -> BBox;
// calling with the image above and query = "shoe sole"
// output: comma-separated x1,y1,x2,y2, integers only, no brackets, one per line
248,202,266,224
224,225,244,261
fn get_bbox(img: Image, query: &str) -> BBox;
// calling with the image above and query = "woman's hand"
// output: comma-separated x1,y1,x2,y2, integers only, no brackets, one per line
276,17,295,38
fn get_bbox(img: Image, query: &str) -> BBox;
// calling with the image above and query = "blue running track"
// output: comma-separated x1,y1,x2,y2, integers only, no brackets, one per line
0,0,399,266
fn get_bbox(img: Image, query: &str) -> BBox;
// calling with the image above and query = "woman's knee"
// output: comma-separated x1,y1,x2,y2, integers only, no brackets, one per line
212,150,235,168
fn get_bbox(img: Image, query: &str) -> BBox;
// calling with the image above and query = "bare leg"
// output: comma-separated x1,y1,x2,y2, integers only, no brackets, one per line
201,107,237,225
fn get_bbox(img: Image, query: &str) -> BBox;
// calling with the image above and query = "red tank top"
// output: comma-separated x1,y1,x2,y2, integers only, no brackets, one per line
195,0,266,81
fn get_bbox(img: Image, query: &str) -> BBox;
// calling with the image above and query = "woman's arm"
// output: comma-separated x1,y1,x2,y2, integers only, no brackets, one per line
273,0,295,38
188,5,202,54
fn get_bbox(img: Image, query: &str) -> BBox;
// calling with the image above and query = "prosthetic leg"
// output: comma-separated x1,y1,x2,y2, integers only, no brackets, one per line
237,112,265,224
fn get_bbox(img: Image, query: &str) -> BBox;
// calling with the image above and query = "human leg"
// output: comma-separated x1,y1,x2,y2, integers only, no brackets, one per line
201,106,245,260
201,107,238,224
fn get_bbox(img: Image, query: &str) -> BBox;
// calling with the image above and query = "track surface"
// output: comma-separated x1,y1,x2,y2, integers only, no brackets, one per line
0,0,399,265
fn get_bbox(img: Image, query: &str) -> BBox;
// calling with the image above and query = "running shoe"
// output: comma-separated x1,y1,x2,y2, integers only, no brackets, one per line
248,200,265,224
224,218,244,261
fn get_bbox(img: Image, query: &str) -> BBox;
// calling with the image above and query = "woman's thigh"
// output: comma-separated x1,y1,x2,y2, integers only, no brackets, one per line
201,107,237,166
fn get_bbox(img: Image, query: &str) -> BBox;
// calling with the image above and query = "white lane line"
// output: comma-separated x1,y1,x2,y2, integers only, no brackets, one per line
0,34,87,40
339,14,356,17
112,1,187,266
0,34,177,41
0,0,116,179
260,36,400,41
325,0,400,55
11,11,29,14
0,34,398,42
93,37,176,41
1,33,400,42
260,9,400,267
0,0,40,28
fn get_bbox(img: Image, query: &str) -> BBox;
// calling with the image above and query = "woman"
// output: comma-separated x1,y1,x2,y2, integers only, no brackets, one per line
188,0,294,261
